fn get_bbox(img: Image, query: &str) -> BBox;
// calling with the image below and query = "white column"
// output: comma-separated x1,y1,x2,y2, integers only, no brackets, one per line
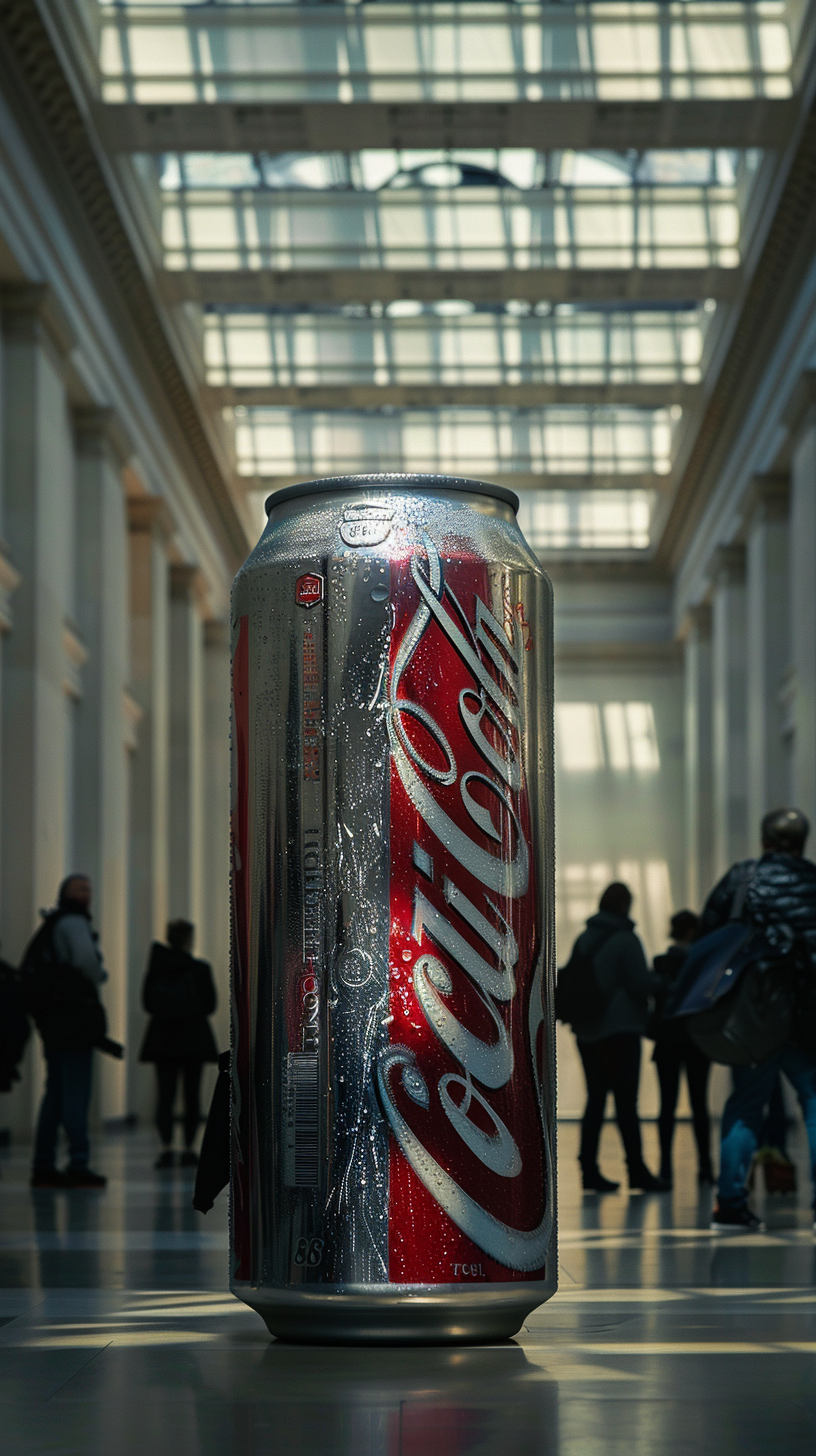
745,475,790,838
711,544,748,877
169,565,205,932
72,408,131,1120
683,604,714,907
202,620,230,1053
0,287,76,1135
127,497,171,1119
789,421,816,827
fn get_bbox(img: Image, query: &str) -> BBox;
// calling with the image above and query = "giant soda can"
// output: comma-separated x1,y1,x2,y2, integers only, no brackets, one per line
230,475,556,1342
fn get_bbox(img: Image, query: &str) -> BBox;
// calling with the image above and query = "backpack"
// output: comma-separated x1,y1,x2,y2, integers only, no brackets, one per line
555,924,618,1031
21,912,107,1053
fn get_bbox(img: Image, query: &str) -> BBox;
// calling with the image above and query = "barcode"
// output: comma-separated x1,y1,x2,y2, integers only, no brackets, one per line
284,1053,319,1188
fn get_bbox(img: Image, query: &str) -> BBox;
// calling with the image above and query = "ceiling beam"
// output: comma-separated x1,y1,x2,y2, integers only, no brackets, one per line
211,383,695,408
163,267,738,308
95,97,796,154
246,471,670,494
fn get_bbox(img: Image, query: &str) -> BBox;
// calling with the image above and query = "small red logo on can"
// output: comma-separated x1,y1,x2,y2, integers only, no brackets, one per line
296,573,323,608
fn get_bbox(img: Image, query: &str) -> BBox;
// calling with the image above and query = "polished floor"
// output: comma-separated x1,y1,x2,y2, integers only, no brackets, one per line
0,1117,814,1455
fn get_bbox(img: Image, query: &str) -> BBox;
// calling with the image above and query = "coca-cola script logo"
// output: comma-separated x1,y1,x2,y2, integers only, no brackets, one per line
378,534,552,1276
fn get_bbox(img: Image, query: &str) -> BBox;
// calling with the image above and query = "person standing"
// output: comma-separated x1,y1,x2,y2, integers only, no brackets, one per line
140,921,218,1169
27,875,109,1189
650,909,714,1188
571,882,669,1193
703,808,816,1232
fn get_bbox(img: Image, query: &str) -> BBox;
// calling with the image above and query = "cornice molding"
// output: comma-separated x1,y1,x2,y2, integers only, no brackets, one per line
73,405,133,467
657,92,816,569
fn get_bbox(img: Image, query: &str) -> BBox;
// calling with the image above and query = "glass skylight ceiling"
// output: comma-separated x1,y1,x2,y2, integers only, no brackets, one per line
234,405,676,479
101,2,794,103
204,307,707,389
98,3,806,552
162,158,743,272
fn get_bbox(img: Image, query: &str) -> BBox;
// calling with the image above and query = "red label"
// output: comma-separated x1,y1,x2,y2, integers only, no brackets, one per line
382,539,550,1284
296,573,323,608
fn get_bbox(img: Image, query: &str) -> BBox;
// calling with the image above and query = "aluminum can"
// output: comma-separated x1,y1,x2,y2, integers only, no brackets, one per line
230,474,556,1343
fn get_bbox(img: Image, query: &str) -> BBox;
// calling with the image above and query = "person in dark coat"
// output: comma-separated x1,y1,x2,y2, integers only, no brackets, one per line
140,920,218,1169
649,909,713,1188
702,808,816,1231
571,881,669,1194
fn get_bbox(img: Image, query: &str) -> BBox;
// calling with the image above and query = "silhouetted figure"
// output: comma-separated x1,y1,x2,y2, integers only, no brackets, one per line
26,875,110,1189
140,921,218,1169
0,945,29,1095
650,909,713,1188
703,808,816,1231
570,882,669,1194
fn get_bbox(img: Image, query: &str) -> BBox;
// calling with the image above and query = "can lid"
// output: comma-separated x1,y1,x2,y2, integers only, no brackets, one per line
265,472,519,515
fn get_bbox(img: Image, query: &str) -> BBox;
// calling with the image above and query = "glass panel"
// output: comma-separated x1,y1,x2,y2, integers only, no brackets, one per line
516,489,655,549
101,4,794,103
162,183,741,271
234,406,676,478
203,307,707,388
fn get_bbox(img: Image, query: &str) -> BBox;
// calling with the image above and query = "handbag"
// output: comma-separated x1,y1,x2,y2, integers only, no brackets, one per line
665,860,795,1065
665,921,759,1019
687,955,796,1066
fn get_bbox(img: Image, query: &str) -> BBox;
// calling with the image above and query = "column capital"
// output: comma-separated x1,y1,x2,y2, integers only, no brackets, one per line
745,472,789,523
127,495,174,539
170,562,210,617
0,282,74,358
204,619,230,651
710,543,746,585
783,369,816,446
73,406,133,467
680,602,712,640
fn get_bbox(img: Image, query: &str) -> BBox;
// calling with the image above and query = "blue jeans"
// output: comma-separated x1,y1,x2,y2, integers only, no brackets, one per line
718,1046,816,1208
33,1048,93,1171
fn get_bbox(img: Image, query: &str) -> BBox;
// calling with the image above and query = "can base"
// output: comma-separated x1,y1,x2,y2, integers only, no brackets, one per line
236,1282,555,1345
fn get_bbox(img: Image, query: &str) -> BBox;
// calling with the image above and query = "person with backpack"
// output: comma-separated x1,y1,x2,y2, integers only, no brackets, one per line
649,909,714,1189
27,875,111,1189
140,920,218,1169
559,881,669,1194
702,808,816,1233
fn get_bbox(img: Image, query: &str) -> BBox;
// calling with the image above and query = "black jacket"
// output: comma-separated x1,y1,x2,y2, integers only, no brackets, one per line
139,943,218,1064
0,959,30,1090
649,945,694,1049
700,852,816,962
572,912,658,1042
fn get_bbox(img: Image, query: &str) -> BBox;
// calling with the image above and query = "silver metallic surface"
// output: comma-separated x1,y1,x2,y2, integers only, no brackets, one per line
231,474,556,1343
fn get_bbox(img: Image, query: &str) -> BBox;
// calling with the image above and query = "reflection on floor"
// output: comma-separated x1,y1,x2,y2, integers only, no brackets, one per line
0,1119,814,1454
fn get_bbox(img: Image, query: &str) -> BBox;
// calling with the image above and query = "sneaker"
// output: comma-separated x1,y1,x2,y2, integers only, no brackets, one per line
629,1170,671,1193
30,1168,66,1189
710,1202,766,1232
63,1166,107,1189
179,1149,199,1168
155,1150,175,1170
581,1169,620,1193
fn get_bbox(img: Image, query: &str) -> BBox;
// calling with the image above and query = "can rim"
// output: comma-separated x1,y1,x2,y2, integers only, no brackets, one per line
265,473,519,515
